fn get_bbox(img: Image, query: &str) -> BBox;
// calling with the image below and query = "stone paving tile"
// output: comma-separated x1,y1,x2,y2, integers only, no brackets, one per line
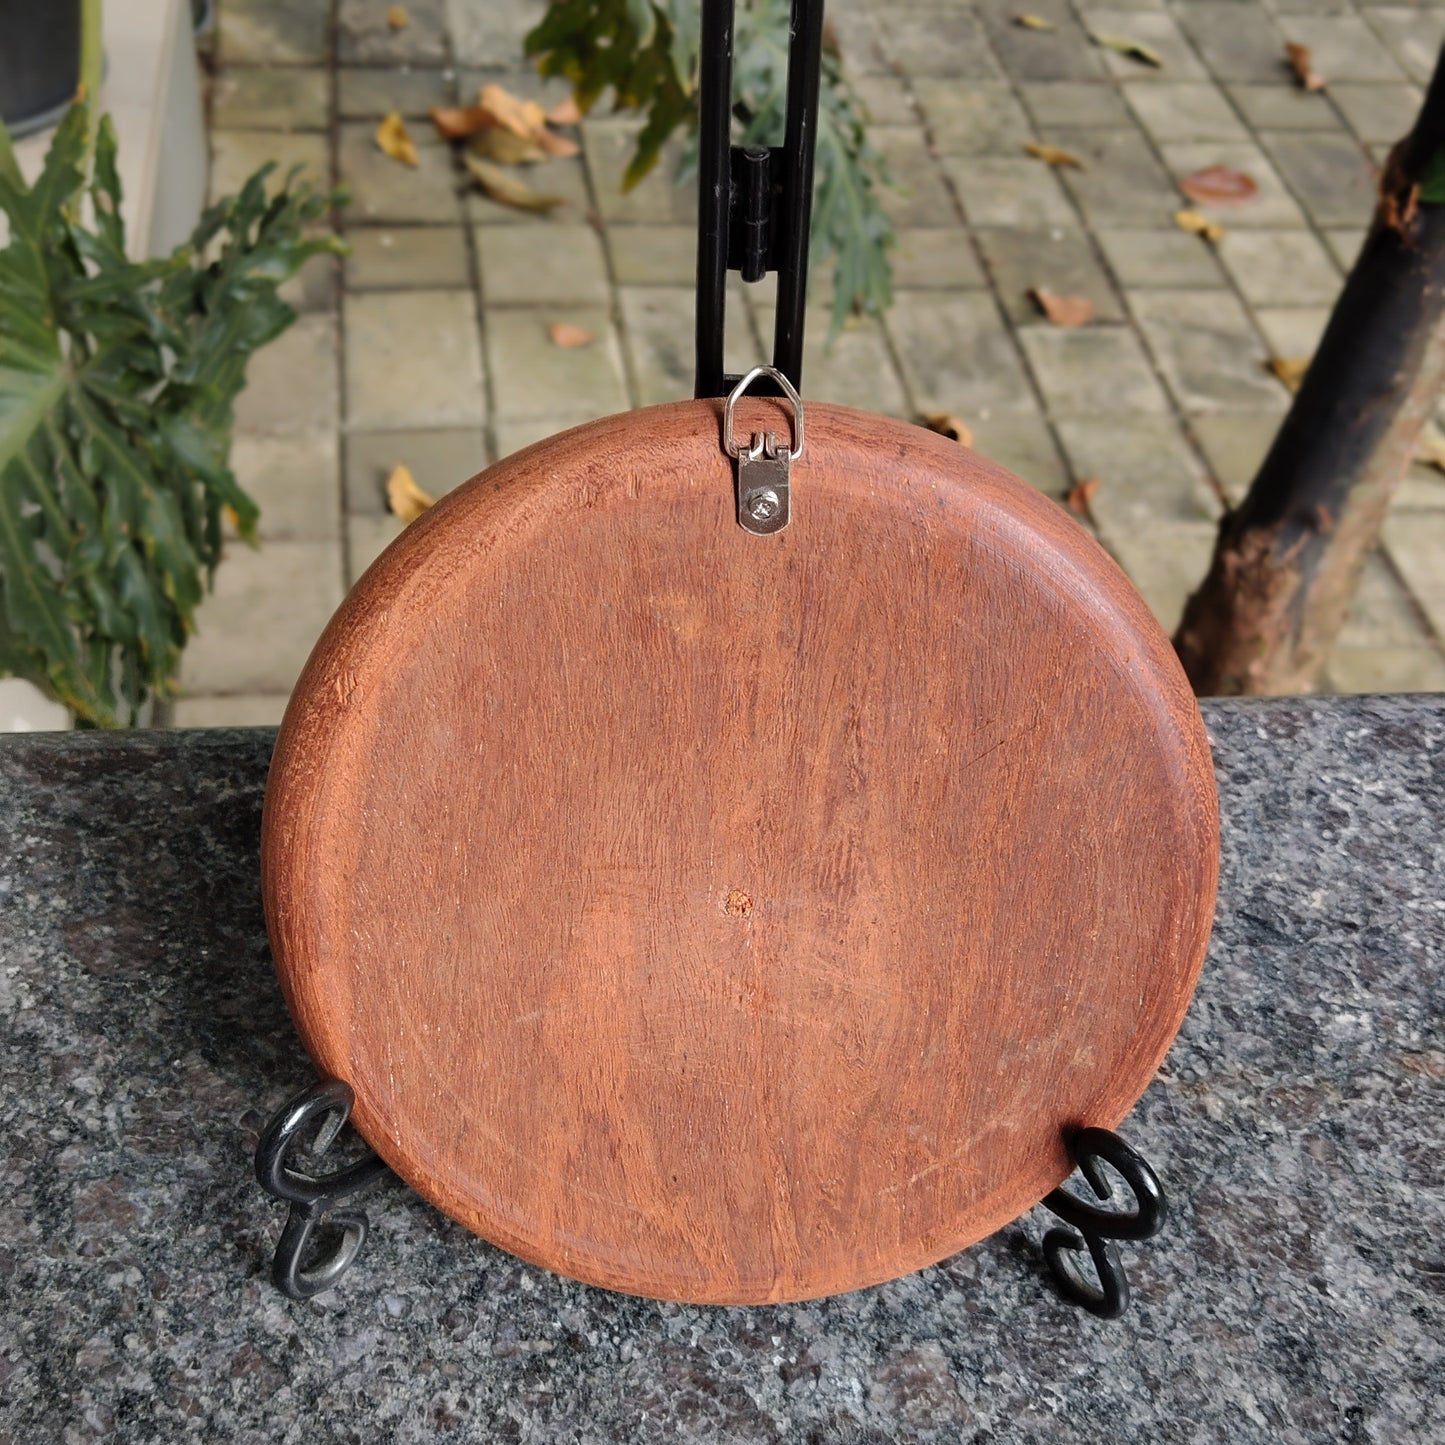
1079,12,1210,80
1189,411,1284,503
338,0,449,64
1254,305,1335,357
1327,646,1445,692
234,315,339,435
173,695,291,727
1175,5,1288,82
942,158,1075,227
345,290,485,428
891,231,987,290
210,131,328,203
337,68,455,119
217,0,329,65
1364,8,1445,85
344,226,471,289
466,156,594,224
885,294,1038,416
974,227,1125,325
607,226,696,286
1278,15,1408,80
1053,128,1184,227
825,5,893,77
1055,417,1225,537
851,74,919,127
1225,83,1341,133
211,68,329,132
446,0,548,67
620,288,762,407
1324,228,1368,269
1018,326,1171,416
965,413,1070,498
487,308,628,421
1336,554,1440,649
910,82,1033,157
477,223,612,306
1395,462,1445,512
337,123,462,224
1104,522,1222,633
1258,131,1381,227
1018,83,1133,130
493,413,613,459
1097,227,1227,287
754,309,911,415
346,514,405,585
181,541,343,694
1158,140,1310,228
1329,82,1423,143
1215,228,1343,307
873,129,965,227
1130,289,1285,411
344,428,487,513
1124,82,1252,144
1382,512,1445,640
281,253,341,317
975,0,1106,82
882,12,1006,79
232,431,340,539
583,123,695,226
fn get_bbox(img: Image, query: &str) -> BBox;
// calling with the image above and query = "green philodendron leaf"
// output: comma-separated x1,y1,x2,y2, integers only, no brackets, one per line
0,101,341,725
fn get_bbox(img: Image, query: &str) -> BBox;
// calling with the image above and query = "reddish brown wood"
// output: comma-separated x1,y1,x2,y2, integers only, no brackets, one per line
262,400,1219,1304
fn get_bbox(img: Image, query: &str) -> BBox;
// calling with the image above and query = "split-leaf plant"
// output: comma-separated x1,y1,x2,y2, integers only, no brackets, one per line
0,105,339,726
526,0,894,339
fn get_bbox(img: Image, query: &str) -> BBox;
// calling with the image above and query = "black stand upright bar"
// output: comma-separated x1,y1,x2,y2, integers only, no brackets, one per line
694,0,826,399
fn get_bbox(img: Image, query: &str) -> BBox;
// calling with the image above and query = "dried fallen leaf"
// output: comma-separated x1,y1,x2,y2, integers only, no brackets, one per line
1029,288,1095,327
1092,32,1165,68
1415,423,1445,473
429,104,491,140
464,155,568,211
547,96,583,127
1025,142,1085,170
1266,356,1310,393
549,321,596,348
921,413,973,446
386,464,435,524
1174,208,1225,242
478,83,579,157
1066,477,1102,515
386,4,409,28
1285,42,1325,92
470,127,549,165
375,110,419,167
1015,13,1056,30
1179,165,1259,206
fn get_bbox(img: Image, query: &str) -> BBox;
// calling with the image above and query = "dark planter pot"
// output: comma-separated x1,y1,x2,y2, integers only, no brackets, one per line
0,0,82,139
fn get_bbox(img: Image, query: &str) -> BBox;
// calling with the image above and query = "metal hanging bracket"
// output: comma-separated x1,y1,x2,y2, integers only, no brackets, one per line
724,365,804,535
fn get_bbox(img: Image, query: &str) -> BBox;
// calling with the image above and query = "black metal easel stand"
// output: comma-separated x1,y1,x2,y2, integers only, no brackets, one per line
255,0,1171,1315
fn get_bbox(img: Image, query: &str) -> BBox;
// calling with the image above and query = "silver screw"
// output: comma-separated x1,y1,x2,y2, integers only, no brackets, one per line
747,489,780,523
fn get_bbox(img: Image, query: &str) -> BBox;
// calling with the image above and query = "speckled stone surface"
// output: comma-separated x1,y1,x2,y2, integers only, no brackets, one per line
0,697,1442,1444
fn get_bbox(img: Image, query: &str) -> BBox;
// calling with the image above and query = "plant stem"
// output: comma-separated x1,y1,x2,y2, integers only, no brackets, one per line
80,0,104,117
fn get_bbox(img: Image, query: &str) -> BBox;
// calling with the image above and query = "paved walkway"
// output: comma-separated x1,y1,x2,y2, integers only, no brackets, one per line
177,0,1445,724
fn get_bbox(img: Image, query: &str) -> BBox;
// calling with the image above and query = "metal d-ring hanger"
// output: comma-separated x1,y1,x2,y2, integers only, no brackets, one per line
695,0,825,401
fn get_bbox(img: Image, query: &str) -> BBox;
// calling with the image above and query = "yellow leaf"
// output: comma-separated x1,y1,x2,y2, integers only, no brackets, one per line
1092,32,1165,68
386,464,435,524
1174,208,1225,242
1025,142,1085,169
375,111,418,167
386,4,409,28
464,155,568,211
1266,356,1310,393
1015,13,1056,29
549,321,596,348
1415,423,1445,473
921,414,973,446
470,128,549,165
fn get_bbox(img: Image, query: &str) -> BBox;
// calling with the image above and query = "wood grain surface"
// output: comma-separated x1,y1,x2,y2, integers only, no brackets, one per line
262,400,1219,1304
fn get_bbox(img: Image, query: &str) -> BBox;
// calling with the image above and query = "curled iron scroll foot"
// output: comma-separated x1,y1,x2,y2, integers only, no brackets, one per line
255,1079,393,1300
1040,1127,1166,1320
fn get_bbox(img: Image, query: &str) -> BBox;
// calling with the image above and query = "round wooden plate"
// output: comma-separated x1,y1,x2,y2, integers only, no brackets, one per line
262,399,1218,1305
